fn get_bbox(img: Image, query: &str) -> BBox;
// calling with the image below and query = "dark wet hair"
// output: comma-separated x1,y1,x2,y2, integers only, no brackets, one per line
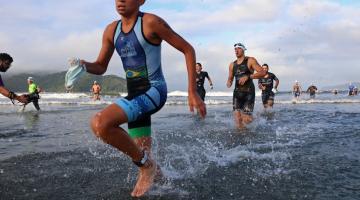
262,63,269,68
196,62,202,67
0,53,13,63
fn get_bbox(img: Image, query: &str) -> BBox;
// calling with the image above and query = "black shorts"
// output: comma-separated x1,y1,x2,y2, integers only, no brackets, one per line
196,87,206,101
27,93,40,102
294,92,300,97
261,91,275,105
233,90,255,115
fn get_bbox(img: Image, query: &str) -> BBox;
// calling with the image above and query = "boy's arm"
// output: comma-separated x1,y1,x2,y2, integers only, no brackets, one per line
151,16,206,117
81,22,117,75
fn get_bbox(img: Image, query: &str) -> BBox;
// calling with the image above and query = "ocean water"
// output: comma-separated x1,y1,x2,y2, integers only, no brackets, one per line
0,91,359,200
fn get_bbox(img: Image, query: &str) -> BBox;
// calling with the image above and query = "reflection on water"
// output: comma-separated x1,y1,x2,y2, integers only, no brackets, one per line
0,97,360,199
23,112,40,129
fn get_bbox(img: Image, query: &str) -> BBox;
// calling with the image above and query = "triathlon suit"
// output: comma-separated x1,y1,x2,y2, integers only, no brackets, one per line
258,72,278,105
294,85,301,97
232,57,255,114
28,83,40,110
92,84,101,95
349,85,355,96
196,71,209,101
0,74,4,86
114,12,167,138
307,86,317,98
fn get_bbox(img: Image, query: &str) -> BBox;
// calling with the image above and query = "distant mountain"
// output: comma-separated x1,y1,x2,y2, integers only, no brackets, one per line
322,82,360,91
3,71,127,94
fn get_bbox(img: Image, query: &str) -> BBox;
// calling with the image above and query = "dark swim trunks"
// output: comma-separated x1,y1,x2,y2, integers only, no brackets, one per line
196,87,206,101
261,91,275,105
233,90,255,115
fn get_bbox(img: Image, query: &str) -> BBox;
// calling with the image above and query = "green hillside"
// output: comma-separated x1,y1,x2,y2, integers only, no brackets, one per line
3,71,127,94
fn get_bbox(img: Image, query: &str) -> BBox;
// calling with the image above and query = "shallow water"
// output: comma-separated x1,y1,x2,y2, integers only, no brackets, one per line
0,92,360,199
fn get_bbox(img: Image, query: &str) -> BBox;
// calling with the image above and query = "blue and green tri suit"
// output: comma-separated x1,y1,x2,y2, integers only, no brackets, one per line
114,12,167,138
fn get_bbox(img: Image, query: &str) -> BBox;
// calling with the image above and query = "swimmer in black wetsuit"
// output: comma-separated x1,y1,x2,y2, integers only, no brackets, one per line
196,62,213,101
0,53,28,105
306,84,318,99
226,43,266,129
258,64,279,109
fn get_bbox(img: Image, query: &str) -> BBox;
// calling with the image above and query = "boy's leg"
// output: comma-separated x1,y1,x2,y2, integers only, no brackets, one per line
90,104,145,163
91,103,159,197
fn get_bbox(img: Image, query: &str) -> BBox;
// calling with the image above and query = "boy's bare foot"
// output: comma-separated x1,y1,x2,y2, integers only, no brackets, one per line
131,159,156,197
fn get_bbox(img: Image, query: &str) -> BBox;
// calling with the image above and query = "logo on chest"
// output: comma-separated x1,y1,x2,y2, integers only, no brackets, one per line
120,41,137,58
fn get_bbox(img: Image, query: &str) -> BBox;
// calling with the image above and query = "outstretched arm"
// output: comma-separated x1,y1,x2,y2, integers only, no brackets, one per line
0,86,28,103
151,15,206,118
81,22,117,75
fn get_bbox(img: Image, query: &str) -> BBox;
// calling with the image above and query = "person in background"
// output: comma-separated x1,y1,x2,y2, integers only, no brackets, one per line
196,62,213,101
226,42,266,128
91,81,101,101
353,87,358,95
293,80,302,99
0,53,28,104
306,83,318,99
258,63,279,108
349,83,355,96
26,77,41,110
333,89,338,95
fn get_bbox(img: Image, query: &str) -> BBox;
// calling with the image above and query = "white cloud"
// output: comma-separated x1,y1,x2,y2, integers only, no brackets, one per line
1,0,359,91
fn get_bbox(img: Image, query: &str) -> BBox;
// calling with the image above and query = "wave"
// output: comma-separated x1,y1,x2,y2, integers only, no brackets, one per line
0,92,90,100
1,99,360,106
279,99,360,104
168,90,263,97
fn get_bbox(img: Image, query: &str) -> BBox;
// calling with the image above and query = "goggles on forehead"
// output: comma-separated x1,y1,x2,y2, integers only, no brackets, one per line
234,43,247,50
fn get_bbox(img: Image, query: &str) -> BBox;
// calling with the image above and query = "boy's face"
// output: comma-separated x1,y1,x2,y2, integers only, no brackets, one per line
115,0,144,17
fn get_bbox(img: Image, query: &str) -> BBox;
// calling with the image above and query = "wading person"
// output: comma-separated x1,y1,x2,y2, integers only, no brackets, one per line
0,53,28,105
65,0,206,197
226,43,266,129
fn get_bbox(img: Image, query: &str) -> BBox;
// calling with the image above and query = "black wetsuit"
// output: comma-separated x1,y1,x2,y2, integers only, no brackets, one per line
307,86,317,99
232,57,255,114
258,72,278,105
196,71,210,101
27,92,40,110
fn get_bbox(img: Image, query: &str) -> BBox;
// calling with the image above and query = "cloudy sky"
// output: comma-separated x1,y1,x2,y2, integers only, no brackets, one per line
1,0,359,91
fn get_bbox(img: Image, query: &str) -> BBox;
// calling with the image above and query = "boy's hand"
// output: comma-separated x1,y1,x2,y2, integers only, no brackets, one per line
188,91,206,119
